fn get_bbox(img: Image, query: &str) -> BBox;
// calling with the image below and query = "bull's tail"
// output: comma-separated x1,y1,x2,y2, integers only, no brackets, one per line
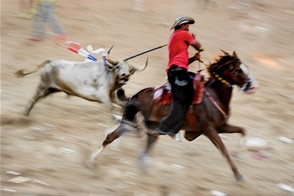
15,60,51,78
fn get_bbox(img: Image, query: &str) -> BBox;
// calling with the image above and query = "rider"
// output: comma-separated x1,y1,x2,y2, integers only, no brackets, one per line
156,16,203,136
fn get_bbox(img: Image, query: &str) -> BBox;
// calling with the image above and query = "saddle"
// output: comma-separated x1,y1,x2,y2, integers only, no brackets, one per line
153,71,205,106
153,71,205,131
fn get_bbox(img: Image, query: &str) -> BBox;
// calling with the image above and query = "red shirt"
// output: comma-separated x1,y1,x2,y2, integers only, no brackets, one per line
167,30,195,72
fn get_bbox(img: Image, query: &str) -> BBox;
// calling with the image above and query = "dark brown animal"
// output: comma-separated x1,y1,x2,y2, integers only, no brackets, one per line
88,51,258,181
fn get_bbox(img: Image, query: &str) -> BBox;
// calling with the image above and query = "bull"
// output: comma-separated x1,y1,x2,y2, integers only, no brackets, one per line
15,48,148,119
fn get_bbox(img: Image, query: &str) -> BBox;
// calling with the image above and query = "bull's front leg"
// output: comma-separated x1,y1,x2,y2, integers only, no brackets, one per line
98,91,121,122
23,84,58,116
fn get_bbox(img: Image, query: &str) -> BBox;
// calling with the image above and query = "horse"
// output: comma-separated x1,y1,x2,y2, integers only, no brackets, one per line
87,50,258,181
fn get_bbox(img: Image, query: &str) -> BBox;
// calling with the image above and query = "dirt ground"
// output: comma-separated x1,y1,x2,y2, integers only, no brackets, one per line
1,0,293,195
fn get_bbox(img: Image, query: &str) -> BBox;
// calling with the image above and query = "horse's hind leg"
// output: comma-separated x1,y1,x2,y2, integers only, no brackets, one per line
139,133,159,167
87,125,127,169
23,84,59,116
204,129,244,181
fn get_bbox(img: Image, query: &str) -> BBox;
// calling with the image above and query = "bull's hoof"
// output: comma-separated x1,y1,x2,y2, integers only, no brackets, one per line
22,109,30,116
235,174,245,182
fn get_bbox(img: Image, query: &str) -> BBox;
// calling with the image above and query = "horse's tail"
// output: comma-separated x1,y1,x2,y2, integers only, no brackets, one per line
15,60,51,78
117,100,140,132
123,100,140,122
120,87,154,132
116,87,130,102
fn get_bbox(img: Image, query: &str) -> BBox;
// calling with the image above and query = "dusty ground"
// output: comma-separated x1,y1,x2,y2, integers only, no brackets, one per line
1,0,294,195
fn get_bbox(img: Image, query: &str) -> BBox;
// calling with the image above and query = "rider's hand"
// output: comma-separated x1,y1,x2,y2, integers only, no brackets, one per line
194,52,201,61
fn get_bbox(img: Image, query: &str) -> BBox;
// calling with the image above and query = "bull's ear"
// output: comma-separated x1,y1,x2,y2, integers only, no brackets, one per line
129,67,136,75
106,57,119,65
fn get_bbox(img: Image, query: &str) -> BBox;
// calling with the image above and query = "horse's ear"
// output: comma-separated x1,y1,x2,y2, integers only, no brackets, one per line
220,49,230,56
233,51,239,59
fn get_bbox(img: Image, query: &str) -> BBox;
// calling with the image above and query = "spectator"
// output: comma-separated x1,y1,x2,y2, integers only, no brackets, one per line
18,0,34,19
29,0,67,42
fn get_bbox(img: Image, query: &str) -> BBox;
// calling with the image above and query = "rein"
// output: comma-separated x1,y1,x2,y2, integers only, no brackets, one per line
199,59,232,87
198,59,228,119
204,90,228,119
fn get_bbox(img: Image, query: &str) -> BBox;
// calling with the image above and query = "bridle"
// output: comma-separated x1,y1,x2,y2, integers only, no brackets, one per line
198,59,242,119
199,59,241,88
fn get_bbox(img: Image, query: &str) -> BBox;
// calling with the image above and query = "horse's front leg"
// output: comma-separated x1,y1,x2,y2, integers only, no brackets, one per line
204,129,244,181
218,123,246,136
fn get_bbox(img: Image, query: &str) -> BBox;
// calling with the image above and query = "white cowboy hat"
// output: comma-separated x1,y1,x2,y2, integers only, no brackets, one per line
170,16,195,30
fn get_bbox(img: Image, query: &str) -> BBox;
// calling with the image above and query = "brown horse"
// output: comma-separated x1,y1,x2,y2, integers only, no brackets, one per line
88,51,258,181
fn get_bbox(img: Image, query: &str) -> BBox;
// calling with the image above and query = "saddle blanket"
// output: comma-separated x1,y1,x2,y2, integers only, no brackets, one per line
154,72,205,105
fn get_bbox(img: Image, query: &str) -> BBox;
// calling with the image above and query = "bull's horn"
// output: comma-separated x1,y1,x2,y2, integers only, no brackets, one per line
123,44,167,61
130,58,148,72
107,45,114,55
106,56,119,65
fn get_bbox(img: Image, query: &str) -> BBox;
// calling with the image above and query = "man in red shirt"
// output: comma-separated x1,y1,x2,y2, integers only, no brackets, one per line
156,16,203,136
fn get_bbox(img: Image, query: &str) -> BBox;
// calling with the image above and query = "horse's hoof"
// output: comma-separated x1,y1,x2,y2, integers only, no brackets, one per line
85,158,96,169
240,129,246,137
235,174,245,182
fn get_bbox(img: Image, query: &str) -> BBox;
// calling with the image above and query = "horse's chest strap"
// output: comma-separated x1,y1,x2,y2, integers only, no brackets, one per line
204,90,228,119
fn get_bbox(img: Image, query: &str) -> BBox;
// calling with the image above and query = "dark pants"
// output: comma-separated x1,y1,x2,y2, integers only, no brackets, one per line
157,65,194,134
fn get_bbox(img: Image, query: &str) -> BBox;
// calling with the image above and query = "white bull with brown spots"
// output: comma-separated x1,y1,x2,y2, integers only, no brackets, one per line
15,51,148,119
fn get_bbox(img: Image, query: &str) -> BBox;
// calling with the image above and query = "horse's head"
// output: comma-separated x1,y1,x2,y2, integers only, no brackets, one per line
208,50,258,94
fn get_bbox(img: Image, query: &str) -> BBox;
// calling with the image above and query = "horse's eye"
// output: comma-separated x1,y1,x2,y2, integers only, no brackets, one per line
229,65,234,71
233,69,241,75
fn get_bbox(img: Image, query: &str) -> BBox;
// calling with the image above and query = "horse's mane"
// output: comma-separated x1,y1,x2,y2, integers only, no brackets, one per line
207,52,240,75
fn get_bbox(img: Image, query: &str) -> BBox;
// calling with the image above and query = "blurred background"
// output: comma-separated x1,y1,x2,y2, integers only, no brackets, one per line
1,0,293,195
